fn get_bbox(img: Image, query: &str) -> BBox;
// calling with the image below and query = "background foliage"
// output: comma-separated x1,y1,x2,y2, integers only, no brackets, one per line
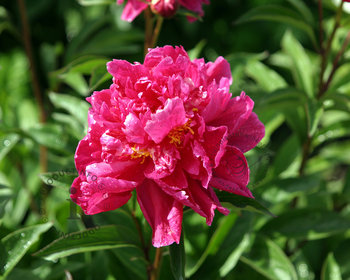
1,0,350,279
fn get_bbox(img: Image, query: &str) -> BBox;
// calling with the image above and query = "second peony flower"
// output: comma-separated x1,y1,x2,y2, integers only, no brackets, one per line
71,46,265,247
117,0,209,22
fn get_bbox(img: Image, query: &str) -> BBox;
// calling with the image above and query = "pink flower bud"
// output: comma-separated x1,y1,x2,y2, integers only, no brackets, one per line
150,0,178,18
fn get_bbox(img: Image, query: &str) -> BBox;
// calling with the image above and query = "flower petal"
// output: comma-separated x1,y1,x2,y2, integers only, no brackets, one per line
119,0,149,22
144,97,187,143
209,92,254,134
212,146,253,198
70,176,133,215
137,180,183,247
227,112,265,152
202,125,228,169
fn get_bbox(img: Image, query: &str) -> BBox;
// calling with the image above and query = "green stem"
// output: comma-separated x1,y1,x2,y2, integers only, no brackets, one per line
150,247,163,280
151,16,164,47
144,7,154,56
320,31,350,96
318,0,344,98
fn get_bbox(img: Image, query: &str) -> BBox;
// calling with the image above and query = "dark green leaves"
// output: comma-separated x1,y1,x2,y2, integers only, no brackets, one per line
235,5,317,48
33,225,141,261
169,234,185,280
216,192,275,217
0,223,52,278
241,237,298,280
261,209,350,240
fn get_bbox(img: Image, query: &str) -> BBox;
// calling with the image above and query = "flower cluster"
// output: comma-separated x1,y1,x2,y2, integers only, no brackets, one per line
117,0,209,22
71,45,265,247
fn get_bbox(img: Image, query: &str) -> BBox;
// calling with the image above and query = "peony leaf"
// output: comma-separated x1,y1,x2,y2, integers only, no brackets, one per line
240,236,298,280
0,223,52,278
261,209,350,239
188,213,253,279
77,0,115,5
0,134,19,161
49,92,89,126
282,31,314,98
235,5,317,48
216,192,275,217
169,233,185,280
33,225,140,261
321,253,342,280
245,60,287,92
39,171,77,189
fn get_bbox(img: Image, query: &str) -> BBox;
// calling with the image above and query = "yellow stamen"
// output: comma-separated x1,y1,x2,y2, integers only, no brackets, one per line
168,119,194,146
131,146,151,164
192,108,198,112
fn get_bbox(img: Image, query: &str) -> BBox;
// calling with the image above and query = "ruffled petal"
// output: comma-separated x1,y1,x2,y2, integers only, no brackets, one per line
208,92,254,134
119,0,149,22
212,146,252,198
137,180,183,247
70,176,134,215
206,56,232,85
227,112,265,153
160,178,229,225
202,125,228,169
144,97,187,143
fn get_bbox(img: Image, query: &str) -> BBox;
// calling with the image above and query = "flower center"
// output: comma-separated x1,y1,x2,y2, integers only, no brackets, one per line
131,146,152,164
168,119,194,146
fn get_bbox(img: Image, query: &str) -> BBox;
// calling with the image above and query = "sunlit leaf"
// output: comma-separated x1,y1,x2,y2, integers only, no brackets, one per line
282,31,314,98
321,253,342,280
0,223,52,278
240,237,298,280
34,225,140,261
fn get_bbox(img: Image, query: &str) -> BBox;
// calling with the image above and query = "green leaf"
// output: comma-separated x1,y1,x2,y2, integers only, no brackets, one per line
188,213,253,280
286,0,314,25
321,253,342,280
188,40,206,60
245,60,287,92
219,233,250,277
33,225,139,261
272,134,300,176
0,223,52,278
25,124,66,151
0,134,19,161
325,63,350,96
48,92,89,126
323,93,350,113
61,72,89,96
307,99,324,136
240,237,298,280
259,88,307,111
216,192,275,217
187,214,238,277
261,209,350,240
39,171,77,189
77,0,115,5
112,247,148,280
89,64,112,91
257,175,321,204
282,31,314,98
235,5,317,48
0,184,12,218
169,234,185,280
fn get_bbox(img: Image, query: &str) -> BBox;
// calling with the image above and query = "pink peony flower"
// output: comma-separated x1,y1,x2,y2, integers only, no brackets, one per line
117,0,209,22
70,46,265,247
151,0,178,18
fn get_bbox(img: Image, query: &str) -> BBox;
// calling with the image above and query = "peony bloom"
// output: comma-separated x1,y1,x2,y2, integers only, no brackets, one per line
117,0,209,22
151,0,178,18
71,46,265,247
